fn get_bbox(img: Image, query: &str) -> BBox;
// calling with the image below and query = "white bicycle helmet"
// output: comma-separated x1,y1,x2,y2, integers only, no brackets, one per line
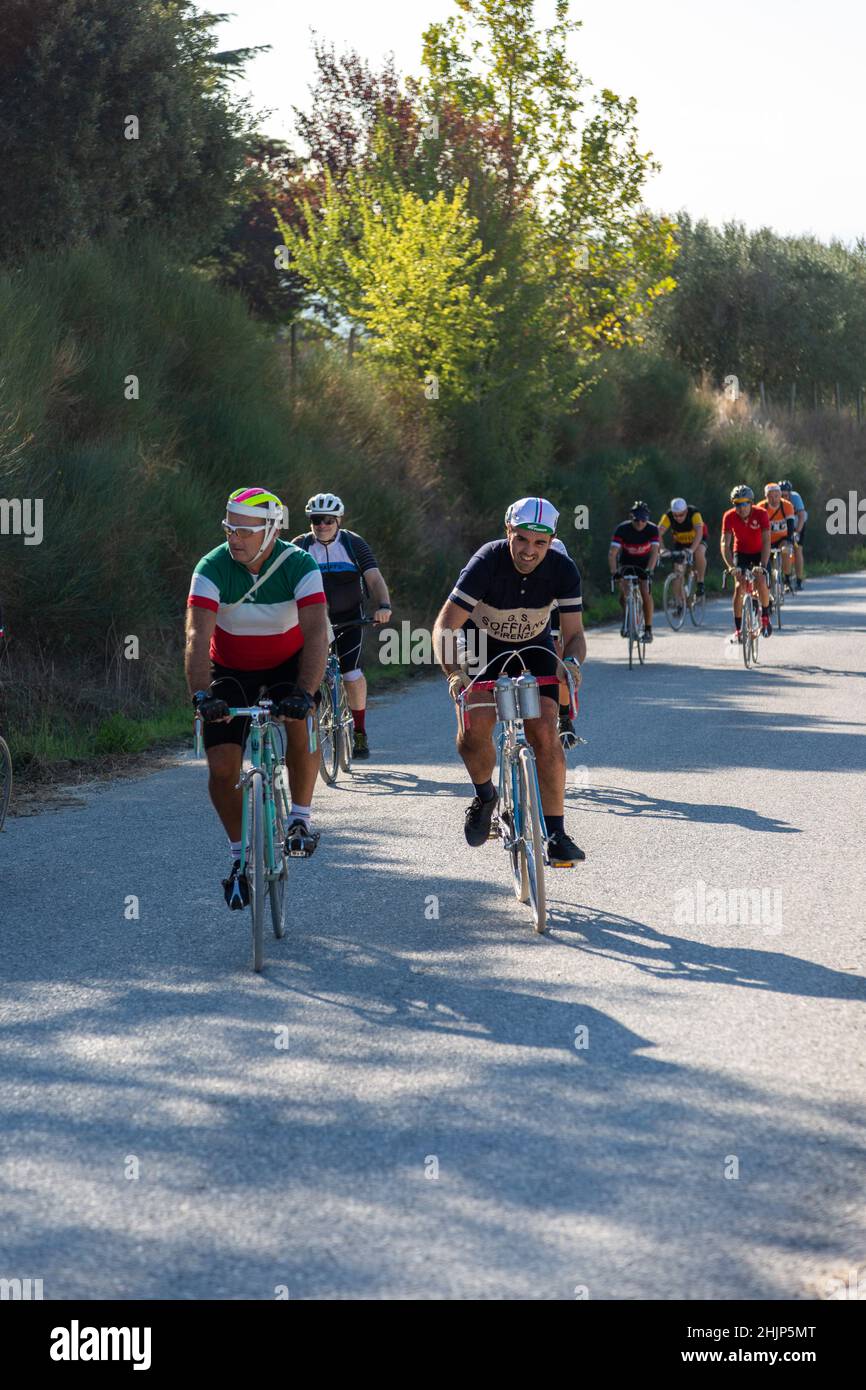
305,492,344,517
226,487,284,561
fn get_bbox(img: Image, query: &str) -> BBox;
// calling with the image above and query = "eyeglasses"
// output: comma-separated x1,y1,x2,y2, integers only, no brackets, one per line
222,520,267,538
310,515,338,525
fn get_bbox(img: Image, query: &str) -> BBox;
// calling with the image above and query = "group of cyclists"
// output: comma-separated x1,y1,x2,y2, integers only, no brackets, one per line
186,480,808,907
607,481,807,644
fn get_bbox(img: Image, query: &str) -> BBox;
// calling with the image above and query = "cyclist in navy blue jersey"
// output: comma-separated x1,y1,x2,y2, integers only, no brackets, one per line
292,492,392,759
433,497,587,865
609,500,660,641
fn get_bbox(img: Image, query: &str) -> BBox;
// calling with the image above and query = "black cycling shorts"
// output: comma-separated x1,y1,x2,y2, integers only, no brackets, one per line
203,654,321,751
733,551,764,571
331,606,366,677
468,634,560,703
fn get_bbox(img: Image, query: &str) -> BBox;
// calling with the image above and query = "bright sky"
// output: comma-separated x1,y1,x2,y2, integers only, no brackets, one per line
212,0,866,244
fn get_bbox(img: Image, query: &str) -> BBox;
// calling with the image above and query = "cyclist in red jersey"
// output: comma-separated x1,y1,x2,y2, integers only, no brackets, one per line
721,485,772,641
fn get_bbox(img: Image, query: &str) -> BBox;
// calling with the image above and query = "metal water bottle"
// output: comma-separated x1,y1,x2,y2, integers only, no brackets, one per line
515,672,541,719
493,676,519,720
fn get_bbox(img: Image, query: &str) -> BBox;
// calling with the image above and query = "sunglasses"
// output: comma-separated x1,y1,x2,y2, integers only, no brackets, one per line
222,520,268,538
311,515,338,525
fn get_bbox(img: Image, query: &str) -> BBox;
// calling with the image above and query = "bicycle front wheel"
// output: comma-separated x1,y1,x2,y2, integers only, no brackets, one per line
337,679,354,773
663,573,685,630
246,775,266,971
742,597,753,667
316,678,340,785
0,736,11,833
269,758,290,939
501,754,529,902
518,747,547,932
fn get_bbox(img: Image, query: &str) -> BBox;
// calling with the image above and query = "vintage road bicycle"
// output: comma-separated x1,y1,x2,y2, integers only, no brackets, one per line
661,549,705,630
456,648,581,934
195,697,317,972
316,617,375,787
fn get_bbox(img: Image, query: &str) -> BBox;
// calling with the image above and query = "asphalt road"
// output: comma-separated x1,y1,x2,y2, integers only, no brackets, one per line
1,573,865,1300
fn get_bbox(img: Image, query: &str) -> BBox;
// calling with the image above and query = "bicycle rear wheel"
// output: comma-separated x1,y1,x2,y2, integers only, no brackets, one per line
518,747,547,932
688,576,705,627
0,736,11,833
663,573,685,630
337,680,354,773
245,775,265,971
316,677,340,785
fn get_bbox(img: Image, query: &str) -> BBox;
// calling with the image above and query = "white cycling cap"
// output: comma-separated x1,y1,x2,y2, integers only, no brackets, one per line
670,497,688,513
505,496,559,534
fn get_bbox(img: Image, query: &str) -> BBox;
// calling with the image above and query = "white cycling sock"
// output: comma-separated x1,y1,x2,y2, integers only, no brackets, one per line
229,839,242,860
291,803,311,828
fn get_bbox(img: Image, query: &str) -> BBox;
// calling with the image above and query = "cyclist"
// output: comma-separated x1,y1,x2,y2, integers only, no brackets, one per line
657,497,707,595
550,536,579,748
186,487,329,908
609,501,660,642
433,497,587,865
721,485,772,641
755,482,795,593
292,493,392,760
779,479,808,589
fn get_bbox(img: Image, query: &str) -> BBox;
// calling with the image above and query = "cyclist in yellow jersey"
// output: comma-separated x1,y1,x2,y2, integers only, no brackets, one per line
657,498,707,593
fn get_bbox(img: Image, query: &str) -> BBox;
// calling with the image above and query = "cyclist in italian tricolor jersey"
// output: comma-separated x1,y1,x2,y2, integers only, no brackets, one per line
186,488,329,907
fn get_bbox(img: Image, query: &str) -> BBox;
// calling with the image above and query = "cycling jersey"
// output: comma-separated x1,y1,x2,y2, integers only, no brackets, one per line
291,528,377,616
788,490,807,520
755,498,794,543
722,506,770,553
610,520,660,568
449,539,582,645
658,506,704,546
188,539,325,670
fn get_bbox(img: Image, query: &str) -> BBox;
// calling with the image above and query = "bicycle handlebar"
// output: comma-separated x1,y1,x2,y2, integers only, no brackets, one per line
194,704,317,757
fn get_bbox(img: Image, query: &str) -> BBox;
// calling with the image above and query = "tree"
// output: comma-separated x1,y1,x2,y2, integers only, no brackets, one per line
278,178,501,397
0,0,255,263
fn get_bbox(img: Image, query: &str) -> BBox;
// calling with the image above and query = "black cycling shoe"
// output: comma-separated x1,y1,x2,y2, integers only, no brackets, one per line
465,794,498,846
696,581,705,595
223,859,250,909
353,730,370,759
285,819,320,857
643,628,654,643
795,577,803,591
546,830,586,865
558,714,579,750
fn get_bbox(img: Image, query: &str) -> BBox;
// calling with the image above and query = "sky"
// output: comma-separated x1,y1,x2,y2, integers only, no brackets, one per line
211,0,866,244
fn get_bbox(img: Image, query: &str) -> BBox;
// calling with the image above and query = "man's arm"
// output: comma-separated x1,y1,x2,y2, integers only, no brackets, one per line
760,520,772,566
433,599,472,676
363,565,392,620
558,610,587,666
296,602,329,696
608,544,621,575
647,541,660,573
185,606,216,695
721,529,733,570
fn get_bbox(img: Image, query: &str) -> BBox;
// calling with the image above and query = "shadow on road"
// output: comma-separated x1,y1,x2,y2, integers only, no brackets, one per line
567,784,798,833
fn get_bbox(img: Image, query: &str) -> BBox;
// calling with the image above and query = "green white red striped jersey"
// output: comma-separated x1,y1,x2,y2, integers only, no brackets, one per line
188,540,326,670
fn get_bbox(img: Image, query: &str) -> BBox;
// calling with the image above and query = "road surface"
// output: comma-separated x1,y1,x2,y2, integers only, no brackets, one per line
1,573,864,1299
